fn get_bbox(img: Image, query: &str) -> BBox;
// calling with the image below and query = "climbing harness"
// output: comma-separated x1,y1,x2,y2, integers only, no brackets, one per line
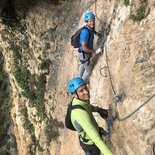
107,115,116,139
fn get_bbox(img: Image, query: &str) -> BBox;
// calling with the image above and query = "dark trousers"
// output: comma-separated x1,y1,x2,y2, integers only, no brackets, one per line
79,127,107,155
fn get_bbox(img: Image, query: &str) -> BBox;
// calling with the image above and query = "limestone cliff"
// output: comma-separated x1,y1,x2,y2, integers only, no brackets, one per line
0,0,155,155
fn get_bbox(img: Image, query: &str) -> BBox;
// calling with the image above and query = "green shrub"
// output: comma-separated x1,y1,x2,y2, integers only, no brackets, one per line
123,0,130,6
0,52,4,71
129,0,148,21
12,47,47,120
45,42,50,50
39,59,51,70
0,51,11,150
20,107,35,135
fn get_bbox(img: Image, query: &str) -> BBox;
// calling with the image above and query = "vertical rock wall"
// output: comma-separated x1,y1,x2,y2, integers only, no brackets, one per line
0,0,155,155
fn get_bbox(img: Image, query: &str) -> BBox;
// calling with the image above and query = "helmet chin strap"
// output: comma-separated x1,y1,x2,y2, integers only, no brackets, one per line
75,91,79,99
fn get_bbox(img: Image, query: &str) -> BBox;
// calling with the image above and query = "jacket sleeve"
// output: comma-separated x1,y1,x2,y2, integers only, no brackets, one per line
91,105,99,112
72,109,113,155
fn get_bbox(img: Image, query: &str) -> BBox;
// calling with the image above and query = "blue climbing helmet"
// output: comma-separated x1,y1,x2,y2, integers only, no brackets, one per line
68,77,86,93
84,12,95,22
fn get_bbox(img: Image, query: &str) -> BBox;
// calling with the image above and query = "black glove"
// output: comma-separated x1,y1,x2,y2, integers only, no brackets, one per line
96,32,102,37
98,108,108,119
99,127,108,137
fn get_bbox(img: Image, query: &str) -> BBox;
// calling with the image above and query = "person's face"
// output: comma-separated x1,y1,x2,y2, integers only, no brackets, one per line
87,19,95,29
76,85,90,101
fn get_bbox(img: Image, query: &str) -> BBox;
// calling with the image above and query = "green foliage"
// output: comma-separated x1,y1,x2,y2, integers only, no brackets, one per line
123,0,130,6
50,0,60,5
8,23,48,120
20,107,35,135
0,115,10,148
39,59,51,70
45,42,51,50
10,135,17,148
27,0,61,6
38,145,44,152
0,52,11,150
129,0,147,21
0,52,4,71
12,46,47,120
0,52,8,79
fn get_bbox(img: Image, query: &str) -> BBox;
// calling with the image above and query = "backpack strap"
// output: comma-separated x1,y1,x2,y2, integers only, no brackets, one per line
71,105,86,111
71,104,89,142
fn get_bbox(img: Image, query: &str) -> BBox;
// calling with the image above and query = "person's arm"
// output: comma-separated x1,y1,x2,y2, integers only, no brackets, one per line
81,42,95,54
91,105,99,112
72,109,113,155
91,105,108,119
94,30,103,37
80,28,95,56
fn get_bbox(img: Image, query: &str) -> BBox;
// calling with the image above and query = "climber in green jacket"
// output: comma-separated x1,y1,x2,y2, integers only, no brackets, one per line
67,77,113,155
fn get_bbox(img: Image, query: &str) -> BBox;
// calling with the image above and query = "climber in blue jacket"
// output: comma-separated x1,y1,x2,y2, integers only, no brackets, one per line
78,12,102,81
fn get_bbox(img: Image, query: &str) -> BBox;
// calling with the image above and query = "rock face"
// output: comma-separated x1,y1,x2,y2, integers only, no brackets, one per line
0,0,155,155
